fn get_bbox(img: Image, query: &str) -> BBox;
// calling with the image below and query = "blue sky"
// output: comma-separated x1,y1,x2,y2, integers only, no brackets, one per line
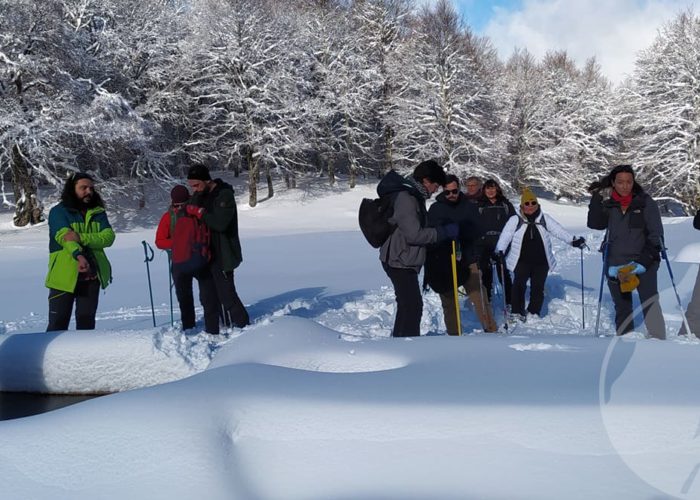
453,0,522,31
441,0,700,83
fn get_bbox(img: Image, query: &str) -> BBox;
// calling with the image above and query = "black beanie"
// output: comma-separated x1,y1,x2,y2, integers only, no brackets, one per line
187,164,211,181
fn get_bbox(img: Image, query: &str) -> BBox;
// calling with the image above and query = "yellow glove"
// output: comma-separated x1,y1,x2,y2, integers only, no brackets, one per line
618,264,640,293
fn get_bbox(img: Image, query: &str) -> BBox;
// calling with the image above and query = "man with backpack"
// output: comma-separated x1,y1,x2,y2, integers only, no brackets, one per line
155,185,215,332
186,164,250,333
377,160,457,337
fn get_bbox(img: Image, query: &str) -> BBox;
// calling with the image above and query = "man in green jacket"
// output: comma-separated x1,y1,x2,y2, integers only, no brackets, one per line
46,173,115,331
186,164,249,332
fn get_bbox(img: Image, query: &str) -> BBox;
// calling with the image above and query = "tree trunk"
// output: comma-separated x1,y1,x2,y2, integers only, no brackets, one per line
349,161,357,189
266,163,273,199
248,149,258,207
11,144,44,227
327,156,336,186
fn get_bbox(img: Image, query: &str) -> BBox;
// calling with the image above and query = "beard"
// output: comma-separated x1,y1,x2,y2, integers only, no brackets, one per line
79,194,99,209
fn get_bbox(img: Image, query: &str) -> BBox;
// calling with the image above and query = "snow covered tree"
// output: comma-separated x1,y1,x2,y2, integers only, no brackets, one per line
617,10,700,210
501,50,617,199
351,0,414,173
397,0,500,179
183,0,306,206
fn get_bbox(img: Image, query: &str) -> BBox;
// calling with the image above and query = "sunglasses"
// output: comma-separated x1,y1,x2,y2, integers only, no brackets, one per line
444,188,460,195
523,201,538,207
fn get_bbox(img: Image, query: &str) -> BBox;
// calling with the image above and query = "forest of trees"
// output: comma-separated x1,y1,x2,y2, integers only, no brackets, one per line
1,0,699,225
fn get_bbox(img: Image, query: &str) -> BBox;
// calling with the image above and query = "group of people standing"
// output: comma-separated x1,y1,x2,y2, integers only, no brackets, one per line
378,160,699,340
45,165,249,335
42,159,698,341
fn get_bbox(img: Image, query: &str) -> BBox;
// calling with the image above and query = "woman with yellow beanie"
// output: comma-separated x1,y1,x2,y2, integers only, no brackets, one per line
495,188,586,322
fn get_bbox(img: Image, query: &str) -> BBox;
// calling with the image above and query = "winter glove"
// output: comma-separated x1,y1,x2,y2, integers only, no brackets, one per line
627,261,646,275
572,237,586,248
185,205,206,219
616,263,641,293
437,223,459,241
491,250,505,263
607,264,623,278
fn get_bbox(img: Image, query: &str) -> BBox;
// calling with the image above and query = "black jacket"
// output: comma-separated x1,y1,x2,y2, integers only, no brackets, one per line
587,187,663,268
476,197,516,253
192,179,243,272
694,210,700,230
424,192,482,293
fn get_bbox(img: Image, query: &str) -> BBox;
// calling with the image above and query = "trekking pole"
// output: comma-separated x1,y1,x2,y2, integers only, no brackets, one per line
580,246,586,330
451,240,462,336
660,238,694,338
496,256,509,332
167,251,174,327
142,241,156,328
594,234,609,337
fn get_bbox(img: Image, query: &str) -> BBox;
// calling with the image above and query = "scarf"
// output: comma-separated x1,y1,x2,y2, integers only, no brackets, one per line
406,175,430,200
611,190,632,209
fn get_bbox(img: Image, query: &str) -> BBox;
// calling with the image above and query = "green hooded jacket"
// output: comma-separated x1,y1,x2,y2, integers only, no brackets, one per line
45,202,115,293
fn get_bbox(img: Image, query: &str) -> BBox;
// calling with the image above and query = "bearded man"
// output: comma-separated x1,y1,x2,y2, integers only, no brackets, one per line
45,173,115,331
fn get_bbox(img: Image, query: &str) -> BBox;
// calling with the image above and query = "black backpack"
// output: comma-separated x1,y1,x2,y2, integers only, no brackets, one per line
359,194,396,248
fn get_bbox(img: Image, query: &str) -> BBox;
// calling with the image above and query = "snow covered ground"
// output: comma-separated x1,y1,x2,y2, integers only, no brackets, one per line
1,177,699,499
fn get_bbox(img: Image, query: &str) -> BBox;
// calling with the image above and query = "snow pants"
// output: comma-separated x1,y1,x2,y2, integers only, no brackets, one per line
197,259,250,334
511,260,549,317
479,253,512,306
47,279,100,331
172,270,196,330
439,262,497,334
679,267,700,337
607,261,666,339
383,263,422,337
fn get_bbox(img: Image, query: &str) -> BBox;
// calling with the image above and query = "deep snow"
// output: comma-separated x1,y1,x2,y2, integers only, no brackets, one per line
1,177,699,499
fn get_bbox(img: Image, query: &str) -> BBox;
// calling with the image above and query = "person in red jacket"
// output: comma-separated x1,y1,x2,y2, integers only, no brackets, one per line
155,185,201,331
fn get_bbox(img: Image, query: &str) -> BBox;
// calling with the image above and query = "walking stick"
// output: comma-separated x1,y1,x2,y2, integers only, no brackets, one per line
496,255,509,332
142,241,156,327
451,240,462,336
661,239,694,338
167,251,174,327
580,246,586,330
594,233,609,337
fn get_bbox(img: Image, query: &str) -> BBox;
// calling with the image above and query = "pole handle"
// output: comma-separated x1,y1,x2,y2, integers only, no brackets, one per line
142,240,154,263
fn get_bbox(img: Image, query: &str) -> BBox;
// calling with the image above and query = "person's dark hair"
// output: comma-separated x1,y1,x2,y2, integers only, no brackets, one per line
444,174,460,186
187,163,212,181
588,164,643,194
413,159,447,186
479,178,505,201
61,172,104,209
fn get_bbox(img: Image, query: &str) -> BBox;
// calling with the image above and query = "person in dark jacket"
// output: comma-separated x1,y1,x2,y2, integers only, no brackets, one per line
155,185,198,331
496,188,585,322
425,175,496,333
679,210,700,336
476,179,516,306
587,164,666,339
186,164,249,334
46,173,115,331
378,160,456,337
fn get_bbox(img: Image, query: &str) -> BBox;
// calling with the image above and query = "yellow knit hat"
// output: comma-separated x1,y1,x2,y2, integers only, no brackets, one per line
520,187,538,205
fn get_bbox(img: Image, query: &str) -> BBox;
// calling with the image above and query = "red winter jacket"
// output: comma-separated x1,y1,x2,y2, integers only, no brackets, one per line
155,209,176,250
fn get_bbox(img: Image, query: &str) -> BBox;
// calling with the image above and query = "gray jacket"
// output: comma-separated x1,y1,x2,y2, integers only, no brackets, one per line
380,191,438,272
587,187,663,267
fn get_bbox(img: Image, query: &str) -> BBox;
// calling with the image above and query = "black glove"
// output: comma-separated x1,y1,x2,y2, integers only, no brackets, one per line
572,237,586,248
439,223,459,241
491,250,504,263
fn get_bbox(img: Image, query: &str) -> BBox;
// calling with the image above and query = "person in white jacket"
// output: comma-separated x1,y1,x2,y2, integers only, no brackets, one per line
495,188,586,321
